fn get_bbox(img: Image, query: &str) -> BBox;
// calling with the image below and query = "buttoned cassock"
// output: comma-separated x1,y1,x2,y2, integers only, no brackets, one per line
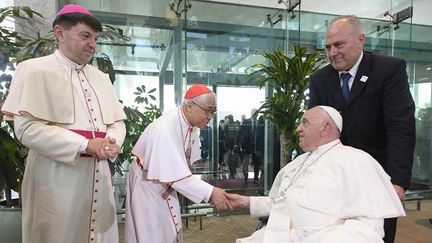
125,108,214,243
237,140,405,243
1,50,126,243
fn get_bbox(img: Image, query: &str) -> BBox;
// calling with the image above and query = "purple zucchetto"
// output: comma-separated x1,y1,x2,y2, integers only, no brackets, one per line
57,4,93,16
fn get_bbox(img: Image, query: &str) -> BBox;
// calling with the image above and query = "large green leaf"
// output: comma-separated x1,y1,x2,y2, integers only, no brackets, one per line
113,85,162,175
250,45,323,161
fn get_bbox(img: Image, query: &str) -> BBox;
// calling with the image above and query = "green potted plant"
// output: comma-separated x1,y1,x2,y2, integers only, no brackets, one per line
250,45,322,168
0,119,26,206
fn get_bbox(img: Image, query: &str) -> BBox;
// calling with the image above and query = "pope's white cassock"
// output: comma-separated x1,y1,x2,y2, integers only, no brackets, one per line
125,107,214,243
237,139,405,243
1,50,126,243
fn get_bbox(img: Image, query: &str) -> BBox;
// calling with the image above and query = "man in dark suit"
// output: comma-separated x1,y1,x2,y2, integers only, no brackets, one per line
309,15,415,243
238,109,257,182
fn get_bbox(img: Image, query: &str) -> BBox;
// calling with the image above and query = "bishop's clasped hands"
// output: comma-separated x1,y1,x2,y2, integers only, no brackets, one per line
86,136,120,160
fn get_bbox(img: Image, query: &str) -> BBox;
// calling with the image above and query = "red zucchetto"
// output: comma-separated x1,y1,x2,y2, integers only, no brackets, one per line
184,84,211,99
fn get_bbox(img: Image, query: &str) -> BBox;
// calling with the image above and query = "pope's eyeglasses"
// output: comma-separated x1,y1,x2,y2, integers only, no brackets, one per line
191,101,217,115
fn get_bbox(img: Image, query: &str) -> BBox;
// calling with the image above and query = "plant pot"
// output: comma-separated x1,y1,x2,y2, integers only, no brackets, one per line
0,206,22,243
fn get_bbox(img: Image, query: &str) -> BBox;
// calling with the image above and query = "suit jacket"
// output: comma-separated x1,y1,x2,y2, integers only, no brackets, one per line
309,51,415,189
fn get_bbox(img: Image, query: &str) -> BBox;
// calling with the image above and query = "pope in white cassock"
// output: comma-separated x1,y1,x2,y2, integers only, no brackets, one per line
125,84,232,243
1,4,126,243
227,106,406,243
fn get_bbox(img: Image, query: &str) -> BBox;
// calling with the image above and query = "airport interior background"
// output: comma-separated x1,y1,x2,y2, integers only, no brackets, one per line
1,0,432,242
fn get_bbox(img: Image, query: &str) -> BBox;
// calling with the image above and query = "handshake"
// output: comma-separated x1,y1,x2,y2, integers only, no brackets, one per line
209,187,250,210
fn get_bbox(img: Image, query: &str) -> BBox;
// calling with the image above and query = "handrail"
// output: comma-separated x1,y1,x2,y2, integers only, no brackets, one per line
405,189,432,195
187,203,212,210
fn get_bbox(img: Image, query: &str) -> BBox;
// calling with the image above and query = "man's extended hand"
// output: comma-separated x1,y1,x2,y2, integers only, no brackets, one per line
210,187,233,211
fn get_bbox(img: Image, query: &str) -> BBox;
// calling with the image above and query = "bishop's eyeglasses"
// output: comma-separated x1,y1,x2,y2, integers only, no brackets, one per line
191,101,217,115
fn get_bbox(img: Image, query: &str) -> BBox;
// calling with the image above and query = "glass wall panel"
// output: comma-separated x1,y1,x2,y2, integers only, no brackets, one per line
183,1,287,194
411,21,432,188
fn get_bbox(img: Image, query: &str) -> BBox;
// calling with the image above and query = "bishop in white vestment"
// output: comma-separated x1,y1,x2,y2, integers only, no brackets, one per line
1,5,126,243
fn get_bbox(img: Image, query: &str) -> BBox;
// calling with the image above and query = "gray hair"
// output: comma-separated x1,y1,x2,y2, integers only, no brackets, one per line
329,15,364,34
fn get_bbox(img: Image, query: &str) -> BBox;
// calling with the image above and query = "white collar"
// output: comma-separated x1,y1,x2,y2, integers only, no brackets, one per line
179,107,193,132
54,49,86,70
310,139,341,156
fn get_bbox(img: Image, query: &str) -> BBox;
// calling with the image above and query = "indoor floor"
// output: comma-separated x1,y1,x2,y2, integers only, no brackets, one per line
118,200,432,243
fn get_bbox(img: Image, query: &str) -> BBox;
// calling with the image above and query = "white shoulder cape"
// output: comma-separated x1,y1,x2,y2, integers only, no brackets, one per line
2,52,125,124
131,108,200,183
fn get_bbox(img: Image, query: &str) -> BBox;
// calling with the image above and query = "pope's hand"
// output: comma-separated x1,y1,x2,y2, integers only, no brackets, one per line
226,193,250,208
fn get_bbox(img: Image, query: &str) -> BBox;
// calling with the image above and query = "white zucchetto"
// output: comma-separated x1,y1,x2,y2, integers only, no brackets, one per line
318,105,343,132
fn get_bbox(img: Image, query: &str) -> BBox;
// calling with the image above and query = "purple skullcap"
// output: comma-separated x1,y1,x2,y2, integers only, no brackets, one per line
57,4,93,16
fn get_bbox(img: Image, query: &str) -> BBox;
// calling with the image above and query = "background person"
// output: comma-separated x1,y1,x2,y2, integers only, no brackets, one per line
226,144,241,179
308,15,415,243
252,115,265,184
1,4,126,243
238,108,258,182
199,124,212,161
